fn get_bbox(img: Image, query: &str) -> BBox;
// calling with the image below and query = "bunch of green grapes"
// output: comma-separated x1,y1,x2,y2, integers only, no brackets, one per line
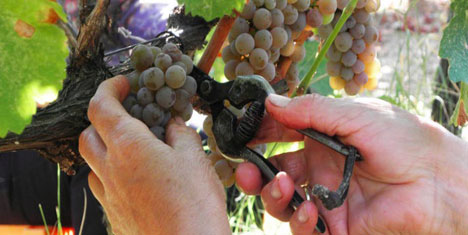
306,0,381,95
122,43,197,141
223,0,310,91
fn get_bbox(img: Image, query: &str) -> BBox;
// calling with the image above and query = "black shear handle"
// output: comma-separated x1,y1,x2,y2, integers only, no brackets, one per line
241,148,326,233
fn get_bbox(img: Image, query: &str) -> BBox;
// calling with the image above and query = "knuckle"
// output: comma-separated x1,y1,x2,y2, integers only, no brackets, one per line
87,95,102,122
78,127,92,156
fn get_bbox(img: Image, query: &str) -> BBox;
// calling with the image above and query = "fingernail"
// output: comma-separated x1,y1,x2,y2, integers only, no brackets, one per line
268,94,291,107
298,203,310,223
270,177,282,199
175,116,185,125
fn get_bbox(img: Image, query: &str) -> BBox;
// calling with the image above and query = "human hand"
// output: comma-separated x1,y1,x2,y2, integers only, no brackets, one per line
236,94,468,234
79,76,230,235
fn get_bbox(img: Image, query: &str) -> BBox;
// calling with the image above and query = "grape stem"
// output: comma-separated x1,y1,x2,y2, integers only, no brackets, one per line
291,0,359,97
197,15,236,73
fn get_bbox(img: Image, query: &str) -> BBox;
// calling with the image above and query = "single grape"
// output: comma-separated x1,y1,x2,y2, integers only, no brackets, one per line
162,43,182,61
130,44,154,72
122,95,137,112
126,71,141,93
344,79,360,95
225,60,240,80
241,1,256,19
179,103,193,121
280,40,295,56
130,104,143,120
318,24,333,38
222,45,239,62
154,53,172,71
235,33,255,55
326,45,342,62
265,0,276,9
352,59,365,74
356,0,368,8
340,66,354,81
322,12,335,25
180,54,193,74
137,87,154,106
346,16,356,28
294,0,311,12
334,32,353,52
351,39,366,54
203,115,214,137
231,17,250,39
291,44,306,62
214,159,234,181
364,58,381,78
235,61,255,76
286,63,298,81
229,43,242,57
181,75,197,97
252,0,264,7
283,4,299,25
270,48,281,63
337,0,350,10
149,125,165,141
290,12,306,32
326,61,342,77
341,51,357,67
329,76,346,90
155,86,176,109
363,25,379,44
258,62,276,81
150,46,162,58
161,111,171,127
249,48,269,70
142,103,164,127
354,72,368,85
165,65,186,89
173,89,190,112
253,8,272,30
358,44,376,64
254,29,273,50
364,77,378,90
173,61,187,73
353,8,370,24
142,67,165,91
284,25,293,41
349,23,366,39
317,0,337,15
276,0,287,9
306,8,323,27
365,0,380,13
270,27,288,49
271,9,285,28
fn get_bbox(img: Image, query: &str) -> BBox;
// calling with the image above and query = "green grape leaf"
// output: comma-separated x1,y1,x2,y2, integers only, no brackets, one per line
439,0,468,83
450,82,468,126
177,0,245,21
298,41,333,96
0,0,68,137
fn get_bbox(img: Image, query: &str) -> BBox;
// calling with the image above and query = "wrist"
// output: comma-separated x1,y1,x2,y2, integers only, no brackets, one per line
435,132,468,233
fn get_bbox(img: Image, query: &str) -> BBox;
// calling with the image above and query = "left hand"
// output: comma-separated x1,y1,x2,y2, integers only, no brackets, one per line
79,75,230,235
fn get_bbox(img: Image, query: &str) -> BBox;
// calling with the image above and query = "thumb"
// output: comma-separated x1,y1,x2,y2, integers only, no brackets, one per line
165,117,204,153
265,94,375,138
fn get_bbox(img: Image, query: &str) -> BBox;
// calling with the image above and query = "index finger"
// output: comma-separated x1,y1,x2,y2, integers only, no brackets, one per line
87,75,132,144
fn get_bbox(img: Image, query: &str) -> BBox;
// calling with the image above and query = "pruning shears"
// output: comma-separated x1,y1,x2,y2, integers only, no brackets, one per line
190,66,363,234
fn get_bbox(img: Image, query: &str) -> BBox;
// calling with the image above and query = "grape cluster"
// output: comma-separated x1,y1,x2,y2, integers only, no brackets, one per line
306,0,381,95
222,0,311,92
122,43,197,141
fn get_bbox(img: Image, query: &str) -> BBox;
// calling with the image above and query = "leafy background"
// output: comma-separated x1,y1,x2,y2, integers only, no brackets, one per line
0,0,68,137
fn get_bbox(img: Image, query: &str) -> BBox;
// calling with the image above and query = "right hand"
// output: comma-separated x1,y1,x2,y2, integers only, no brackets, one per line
236,94,468,235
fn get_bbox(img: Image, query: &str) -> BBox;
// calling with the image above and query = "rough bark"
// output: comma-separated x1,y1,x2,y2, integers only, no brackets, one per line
0,5,215,174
